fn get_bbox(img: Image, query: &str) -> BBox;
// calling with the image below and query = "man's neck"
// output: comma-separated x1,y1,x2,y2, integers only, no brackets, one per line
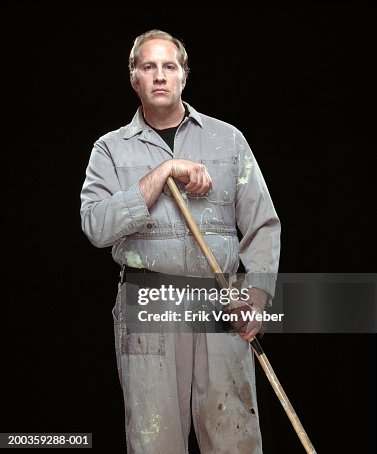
142,102,185,130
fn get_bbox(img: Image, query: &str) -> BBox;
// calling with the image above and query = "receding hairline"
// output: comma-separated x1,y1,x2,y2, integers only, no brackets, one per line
129,29,190,78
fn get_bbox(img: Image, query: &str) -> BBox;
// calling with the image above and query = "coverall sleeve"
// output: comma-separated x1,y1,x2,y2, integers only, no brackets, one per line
80,140,153,248
235,131,281,304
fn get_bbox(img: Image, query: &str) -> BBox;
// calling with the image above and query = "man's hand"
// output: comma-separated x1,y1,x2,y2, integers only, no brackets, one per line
139,159,212,208
226,287,268,341
171,159,212,195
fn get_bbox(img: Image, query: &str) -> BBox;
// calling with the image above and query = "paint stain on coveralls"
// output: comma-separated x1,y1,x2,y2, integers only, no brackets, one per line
139,413,161,444
238,154,253,185
200,207,213,224
124,250,143,268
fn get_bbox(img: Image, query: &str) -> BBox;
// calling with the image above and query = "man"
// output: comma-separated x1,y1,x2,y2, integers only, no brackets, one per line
80,29,280,453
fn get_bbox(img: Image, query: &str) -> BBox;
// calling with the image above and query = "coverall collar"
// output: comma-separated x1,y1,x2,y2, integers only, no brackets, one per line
122,101,203,141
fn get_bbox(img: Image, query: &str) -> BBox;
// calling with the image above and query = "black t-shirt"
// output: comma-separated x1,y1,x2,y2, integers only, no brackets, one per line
147,105,189,152
153,125,178,152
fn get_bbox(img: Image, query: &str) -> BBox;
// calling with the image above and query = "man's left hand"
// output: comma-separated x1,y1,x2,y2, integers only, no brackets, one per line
226,288,268,341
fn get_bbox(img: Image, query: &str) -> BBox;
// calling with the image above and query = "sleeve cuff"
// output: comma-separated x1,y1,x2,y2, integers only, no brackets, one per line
243,272,278,307
123,182,151,221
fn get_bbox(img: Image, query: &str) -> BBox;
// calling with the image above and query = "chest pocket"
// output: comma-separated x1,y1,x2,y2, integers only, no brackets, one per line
115,166,152,190
186,157,238,205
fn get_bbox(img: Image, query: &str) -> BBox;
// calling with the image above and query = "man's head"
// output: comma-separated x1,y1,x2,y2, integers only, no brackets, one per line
129,30,189,112
129,29,189,80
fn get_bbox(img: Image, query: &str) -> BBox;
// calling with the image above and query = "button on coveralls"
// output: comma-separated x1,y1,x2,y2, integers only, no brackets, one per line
80,103,281,453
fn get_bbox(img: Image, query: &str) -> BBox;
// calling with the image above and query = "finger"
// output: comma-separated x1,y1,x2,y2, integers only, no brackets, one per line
200,169,212,194
240,320,262,339
185,168,202,192
240,331,257,341
186,166,211,194
184,173,199,192
193,168,204,192
197,166,208,193
205,169,212,186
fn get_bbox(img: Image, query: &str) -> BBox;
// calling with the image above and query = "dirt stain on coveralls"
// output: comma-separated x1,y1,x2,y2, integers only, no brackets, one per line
239,382,255,414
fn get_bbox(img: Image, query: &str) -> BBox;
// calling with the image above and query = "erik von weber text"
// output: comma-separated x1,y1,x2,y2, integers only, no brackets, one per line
138,310,284,322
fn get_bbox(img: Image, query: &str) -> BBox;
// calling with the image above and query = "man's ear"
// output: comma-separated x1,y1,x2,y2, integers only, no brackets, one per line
130,76,138,92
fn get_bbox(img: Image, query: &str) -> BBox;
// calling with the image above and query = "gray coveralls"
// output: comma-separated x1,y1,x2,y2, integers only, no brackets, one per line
80,102,281,453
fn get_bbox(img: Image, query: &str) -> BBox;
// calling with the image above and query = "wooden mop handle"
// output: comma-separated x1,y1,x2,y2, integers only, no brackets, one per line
166,176,317,454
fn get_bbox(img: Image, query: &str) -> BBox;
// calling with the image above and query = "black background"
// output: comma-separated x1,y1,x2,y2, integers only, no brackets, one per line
3,1,376,453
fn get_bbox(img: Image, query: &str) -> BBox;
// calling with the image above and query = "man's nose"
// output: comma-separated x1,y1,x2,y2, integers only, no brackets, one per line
154,66,166,82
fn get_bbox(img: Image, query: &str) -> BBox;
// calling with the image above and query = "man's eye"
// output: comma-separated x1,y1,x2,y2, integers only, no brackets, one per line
144,65,153,71
165,64,175,70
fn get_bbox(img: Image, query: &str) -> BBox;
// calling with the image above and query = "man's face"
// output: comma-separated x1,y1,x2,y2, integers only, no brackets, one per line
131,39,186,110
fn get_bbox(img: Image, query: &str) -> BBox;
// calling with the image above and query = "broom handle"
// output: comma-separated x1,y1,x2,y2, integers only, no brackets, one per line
166,176,317,453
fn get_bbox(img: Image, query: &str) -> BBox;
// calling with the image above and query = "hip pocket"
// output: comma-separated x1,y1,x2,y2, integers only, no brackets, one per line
112,283,166,356
121,332,166,355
